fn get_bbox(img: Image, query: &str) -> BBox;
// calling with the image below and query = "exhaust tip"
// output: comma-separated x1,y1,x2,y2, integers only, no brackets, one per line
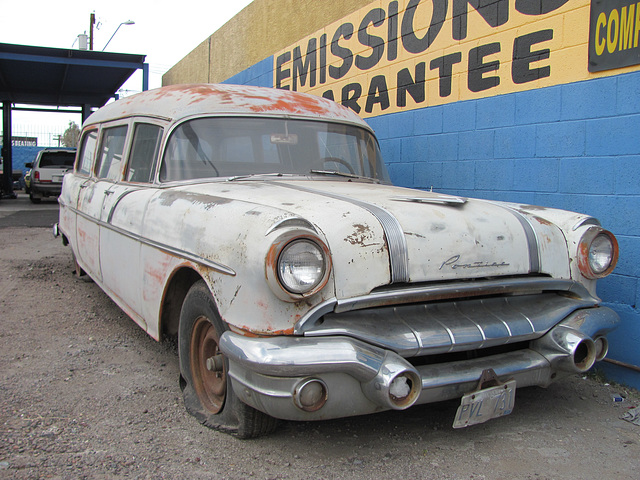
389,371,421,409
573,338,596,372
594,336,609,362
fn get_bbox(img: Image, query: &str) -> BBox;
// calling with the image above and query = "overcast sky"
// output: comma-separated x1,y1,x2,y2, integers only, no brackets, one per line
1,0,253,139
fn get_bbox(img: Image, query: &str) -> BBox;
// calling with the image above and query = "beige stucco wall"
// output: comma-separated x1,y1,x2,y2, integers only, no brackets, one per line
162,0,374,86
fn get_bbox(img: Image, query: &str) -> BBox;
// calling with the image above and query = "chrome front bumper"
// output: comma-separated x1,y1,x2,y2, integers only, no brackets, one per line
220,306,619,422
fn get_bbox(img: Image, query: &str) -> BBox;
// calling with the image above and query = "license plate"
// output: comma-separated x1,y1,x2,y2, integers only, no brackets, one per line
453,380,516,428
53,175,63,183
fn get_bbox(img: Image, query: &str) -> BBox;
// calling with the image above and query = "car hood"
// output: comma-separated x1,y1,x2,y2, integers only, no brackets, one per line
168,179,571,299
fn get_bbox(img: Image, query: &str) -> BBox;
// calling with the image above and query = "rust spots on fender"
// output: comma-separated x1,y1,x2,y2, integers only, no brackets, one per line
345,223,376,247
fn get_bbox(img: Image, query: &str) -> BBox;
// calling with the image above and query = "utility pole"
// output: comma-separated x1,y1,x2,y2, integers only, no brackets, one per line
89,12,95,50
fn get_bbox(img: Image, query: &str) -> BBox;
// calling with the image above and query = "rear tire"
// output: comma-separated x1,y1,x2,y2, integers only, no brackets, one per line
29,192,41,204
178,280,278,438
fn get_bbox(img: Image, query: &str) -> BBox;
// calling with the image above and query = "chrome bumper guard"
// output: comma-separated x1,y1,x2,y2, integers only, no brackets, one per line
220,306,619,422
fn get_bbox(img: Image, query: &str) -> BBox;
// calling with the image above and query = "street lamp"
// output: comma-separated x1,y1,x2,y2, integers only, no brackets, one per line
102,20,135,51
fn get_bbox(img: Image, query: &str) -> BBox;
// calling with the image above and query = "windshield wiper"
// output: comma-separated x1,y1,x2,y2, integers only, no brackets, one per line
309,169,379,183
227,173,289,182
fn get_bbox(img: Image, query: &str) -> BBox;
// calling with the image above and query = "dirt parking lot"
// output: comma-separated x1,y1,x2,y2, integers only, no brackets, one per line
1,225,640,479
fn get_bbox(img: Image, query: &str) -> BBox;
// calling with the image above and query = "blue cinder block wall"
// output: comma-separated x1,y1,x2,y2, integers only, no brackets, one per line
228,59,640,390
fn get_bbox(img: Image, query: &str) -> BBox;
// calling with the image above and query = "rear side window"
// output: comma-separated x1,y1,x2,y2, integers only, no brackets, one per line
95,126,128,181
38,151,76,168
77,131,98,176
126,123,162,183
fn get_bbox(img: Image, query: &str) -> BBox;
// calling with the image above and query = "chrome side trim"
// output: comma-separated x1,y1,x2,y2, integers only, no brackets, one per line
106,188,143,223
70,205,236,276
274,183,409,283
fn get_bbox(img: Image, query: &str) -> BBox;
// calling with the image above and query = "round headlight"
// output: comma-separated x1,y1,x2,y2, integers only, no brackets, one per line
589,233,614,275
278,239,326,294
578,228,618,279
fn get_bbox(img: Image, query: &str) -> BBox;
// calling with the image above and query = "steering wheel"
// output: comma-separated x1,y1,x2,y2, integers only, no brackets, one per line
321,157,356,175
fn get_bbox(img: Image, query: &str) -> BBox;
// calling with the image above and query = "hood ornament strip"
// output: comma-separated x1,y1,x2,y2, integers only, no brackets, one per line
391,195,467,206
273,183,410,283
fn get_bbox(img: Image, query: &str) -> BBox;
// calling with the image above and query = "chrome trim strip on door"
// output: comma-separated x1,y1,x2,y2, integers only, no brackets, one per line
69,205,236,276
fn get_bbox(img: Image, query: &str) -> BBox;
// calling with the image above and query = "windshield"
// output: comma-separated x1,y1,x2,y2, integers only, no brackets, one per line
160,117,389,182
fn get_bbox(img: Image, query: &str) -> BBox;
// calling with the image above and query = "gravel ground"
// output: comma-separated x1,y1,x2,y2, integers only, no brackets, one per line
1,226,639,480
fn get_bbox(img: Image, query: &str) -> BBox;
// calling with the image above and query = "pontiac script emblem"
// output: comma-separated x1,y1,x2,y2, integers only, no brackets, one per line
440,255,510,270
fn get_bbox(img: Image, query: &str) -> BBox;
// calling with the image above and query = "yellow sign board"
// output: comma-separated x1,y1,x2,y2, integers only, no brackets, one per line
274,0,640,117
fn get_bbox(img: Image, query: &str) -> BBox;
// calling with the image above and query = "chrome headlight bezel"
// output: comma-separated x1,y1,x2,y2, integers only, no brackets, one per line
577,227,618,279
266,231,332,301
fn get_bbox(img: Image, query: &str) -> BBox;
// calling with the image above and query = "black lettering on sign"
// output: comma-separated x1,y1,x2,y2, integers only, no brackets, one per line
388,1,399,61
356,8,386,70
452,0,509,41
512,29,553,84
430,52,463,97
322,90,335,101
468,42,501,92
330,23,354,80
401,0,448,54
397,62,426,107
515,0,569,15
276,51,291,90
365,75,391,113
293,38,317,90
319,34,327,84
342,83,362,113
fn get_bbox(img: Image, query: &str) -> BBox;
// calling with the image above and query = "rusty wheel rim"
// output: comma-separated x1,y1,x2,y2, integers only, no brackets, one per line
190,315,226,414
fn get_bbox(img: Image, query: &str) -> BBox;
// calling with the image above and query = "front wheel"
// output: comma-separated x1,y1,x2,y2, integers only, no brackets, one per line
178,280,278,438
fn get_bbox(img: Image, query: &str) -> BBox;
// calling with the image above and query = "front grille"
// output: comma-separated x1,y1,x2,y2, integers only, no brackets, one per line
406,340,530,367
303,292,596,357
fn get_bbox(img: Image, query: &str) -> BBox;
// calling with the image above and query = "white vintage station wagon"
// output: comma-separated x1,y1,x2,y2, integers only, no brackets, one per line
57,84,619,438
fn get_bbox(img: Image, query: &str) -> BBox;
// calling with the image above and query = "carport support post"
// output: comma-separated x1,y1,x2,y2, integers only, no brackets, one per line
143,63,149,91
1,102,14,198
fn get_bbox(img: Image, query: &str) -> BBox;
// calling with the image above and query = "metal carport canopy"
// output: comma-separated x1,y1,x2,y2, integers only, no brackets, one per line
0,42,147,108
0,42,147,197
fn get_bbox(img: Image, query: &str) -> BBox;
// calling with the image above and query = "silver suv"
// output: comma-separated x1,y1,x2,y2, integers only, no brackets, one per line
26,148,76,203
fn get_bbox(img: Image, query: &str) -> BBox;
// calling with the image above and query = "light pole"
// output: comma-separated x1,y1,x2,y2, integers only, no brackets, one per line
102,20,135,51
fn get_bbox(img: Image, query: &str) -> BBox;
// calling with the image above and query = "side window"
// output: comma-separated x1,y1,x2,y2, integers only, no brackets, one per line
77,130,98,175
95,126,128,181
126,123,163,183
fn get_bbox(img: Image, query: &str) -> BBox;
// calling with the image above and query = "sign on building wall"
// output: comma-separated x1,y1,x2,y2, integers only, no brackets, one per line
274,0,640,117
11,137,37,147
588,0,640,72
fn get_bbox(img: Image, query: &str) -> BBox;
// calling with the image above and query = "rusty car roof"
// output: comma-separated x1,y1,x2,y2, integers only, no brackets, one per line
85,84,369,128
